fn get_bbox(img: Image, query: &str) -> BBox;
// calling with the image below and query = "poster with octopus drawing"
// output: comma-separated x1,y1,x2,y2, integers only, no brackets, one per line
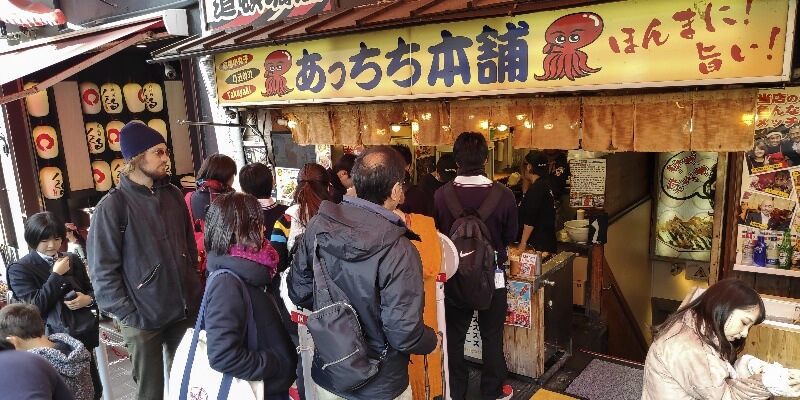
214,0,793,106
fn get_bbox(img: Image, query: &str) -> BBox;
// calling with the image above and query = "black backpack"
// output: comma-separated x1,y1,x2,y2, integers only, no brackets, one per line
442,182,504,310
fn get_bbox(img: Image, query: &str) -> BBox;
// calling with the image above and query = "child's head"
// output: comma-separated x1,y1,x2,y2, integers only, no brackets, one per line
239,162,274,199
204,192,264,255
0,303,45,349
24,212,66,255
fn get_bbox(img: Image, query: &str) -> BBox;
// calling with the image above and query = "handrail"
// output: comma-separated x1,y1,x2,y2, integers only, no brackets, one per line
608,195,651,225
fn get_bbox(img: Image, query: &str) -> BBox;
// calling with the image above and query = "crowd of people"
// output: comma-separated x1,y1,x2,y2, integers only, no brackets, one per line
2,120,799,400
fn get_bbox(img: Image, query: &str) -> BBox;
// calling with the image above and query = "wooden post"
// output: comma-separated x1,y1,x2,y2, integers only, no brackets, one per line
587,243,604,320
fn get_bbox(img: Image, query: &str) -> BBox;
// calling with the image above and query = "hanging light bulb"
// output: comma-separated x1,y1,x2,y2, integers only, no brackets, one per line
391,124,402,133
411,121,420,132
479,120,490,130
496,124,508,132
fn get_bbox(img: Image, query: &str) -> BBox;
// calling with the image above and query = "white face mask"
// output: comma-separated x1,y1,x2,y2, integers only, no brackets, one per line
723,306,761,342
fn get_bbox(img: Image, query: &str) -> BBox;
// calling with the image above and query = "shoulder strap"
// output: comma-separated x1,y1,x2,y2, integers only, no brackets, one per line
476,183,504,221
180,269,257,400
101,188,129,234
442,182,464,219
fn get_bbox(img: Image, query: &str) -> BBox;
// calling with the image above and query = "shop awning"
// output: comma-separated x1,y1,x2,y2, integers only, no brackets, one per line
0,9,188,104
149,0,605,63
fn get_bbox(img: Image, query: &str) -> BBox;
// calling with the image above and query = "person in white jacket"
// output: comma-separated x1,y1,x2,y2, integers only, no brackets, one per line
643,278,800,399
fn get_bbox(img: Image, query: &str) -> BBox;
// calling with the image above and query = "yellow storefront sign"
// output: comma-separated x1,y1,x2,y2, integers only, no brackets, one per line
214,0,795,106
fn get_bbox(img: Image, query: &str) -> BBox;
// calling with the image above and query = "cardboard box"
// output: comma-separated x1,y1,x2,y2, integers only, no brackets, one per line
573,280,585,306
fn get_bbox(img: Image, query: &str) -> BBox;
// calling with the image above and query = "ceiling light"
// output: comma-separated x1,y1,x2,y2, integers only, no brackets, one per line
391,124,402,133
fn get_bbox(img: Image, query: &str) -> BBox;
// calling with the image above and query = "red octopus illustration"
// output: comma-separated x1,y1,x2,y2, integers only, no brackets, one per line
261,50,294,97
535,12,604,81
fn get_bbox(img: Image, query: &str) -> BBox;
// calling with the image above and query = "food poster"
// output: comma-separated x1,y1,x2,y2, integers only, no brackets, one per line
569,158,606,208
316,144,332,169
655,152,717,261
275,167,299,204
505,280,532,329
735,88,800,265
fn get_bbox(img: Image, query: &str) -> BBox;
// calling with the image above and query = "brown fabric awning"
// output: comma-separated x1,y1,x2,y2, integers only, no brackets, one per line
282,88,757,152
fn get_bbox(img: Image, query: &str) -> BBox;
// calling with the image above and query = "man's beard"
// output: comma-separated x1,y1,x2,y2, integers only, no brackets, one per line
140,162,167,180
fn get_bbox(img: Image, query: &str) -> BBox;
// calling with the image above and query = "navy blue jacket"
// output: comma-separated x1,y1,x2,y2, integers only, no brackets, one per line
0,349,75,400
204,252,297,394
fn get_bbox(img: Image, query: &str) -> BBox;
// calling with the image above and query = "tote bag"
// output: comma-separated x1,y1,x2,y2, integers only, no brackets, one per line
167,270,264,400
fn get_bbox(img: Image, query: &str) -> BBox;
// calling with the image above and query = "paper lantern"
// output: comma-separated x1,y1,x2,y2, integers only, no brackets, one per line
123,83,145,113
100,83,123,114
92,160,112,192
79,82,101,114
24,82,49,117
130,119,145,125
106,120,124,152
85,122,106,154
31,125,59,159
39,166,64,199
111,158,125,186
148,119,168,141
142,83,164,112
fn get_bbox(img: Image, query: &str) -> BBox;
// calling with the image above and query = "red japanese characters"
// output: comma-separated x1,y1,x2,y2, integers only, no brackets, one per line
535,12,604,81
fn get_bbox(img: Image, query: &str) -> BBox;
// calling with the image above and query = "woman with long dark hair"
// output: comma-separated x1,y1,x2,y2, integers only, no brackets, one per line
270,163,331,400
203,192,296,399
643,278,800,399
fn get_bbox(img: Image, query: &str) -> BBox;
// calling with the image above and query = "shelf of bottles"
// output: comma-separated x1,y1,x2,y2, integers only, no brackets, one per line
733,263,800,277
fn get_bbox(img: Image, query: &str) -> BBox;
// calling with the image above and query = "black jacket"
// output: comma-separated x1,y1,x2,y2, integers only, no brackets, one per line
7,252,99,348
204,252,296,394
289,197,438,399
87,175,202,330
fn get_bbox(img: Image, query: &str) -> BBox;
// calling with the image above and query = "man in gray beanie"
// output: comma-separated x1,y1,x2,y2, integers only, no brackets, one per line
87,122,201,400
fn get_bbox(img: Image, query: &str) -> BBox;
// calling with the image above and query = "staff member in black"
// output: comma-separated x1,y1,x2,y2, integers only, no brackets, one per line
518,150,558,253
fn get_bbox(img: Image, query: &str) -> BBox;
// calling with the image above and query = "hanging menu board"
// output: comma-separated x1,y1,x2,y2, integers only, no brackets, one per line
655,152,717,262
569,159,606,208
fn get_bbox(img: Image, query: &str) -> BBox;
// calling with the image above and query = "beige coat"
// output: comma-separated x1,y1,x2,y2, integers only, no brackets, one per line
642,312,771,400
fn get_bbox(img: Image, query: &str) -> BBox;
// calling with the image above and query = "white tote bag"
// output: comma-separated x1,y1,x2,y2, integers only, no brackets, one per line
167,270,264,400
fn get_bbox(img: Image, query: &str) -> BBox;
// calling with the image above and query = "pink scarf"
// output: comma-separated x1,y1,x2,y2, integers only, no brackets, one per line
229,241,279,278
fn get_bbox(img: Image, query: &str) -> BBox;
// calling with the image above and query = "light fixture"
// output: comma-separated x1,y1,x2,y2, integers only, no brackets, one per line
391,124,402,133
276,118,288,126
411,121,420,133
136,44,147,48
496,124,508,132
479,120,490,130
287,120,297,129
741,113,755,126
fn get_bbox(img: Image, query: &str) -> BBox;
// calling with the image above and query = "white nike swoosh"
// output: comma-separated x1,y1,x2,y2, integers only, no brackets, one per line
459,250,475,258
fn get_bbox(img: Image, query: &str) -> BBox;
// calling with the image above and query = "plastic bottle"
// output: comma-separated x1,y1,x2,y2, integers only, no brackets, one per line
753,234,767,267
741,231,754,265
766,235,779,267
779,230,793,270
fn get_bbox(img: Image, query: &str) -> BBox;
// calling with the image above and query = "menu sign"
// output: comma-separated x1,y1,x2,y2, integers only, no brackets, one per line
275,167,299,204
655,151,717,261
569,159,606,207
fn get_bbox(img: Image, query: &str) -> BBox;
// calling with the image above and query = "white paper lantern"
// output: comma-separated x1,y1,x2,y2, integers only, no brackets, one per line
92,160,112,192
39,166,64,199
24,82,49,117
130,119,145,125
111,158,125,186
31,125,59,159
79,82,101,114
148,119,168,141
85,122,106,154
142,83,163,112
123,83,145,113
106,120,124,152
100,83,123,114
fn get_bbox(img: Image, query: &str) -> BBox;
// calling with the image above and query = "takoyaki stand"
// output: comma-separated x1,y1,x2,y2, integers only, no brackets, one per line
159,0,800,394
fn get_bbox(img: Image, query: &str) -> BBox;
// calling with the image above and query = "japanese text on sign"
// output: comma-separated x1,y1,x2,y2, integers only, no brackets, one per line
214,0,794,105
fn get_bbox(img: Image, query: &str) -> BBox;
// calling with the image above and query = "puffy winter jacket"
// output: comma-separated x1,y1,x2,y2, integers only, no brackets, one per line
289,196,438,399
29,333,94,400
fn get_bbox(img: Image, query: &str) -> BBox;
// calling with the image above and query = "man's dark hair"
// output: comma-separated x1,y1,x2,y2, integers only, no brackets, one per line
239,162,273,199
390,144,412,166
453,132,488,172
197,154,238,183
332,153,357,174
0,303,45,340
204,192,264,254
24,211,66,250
352,146,405,206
